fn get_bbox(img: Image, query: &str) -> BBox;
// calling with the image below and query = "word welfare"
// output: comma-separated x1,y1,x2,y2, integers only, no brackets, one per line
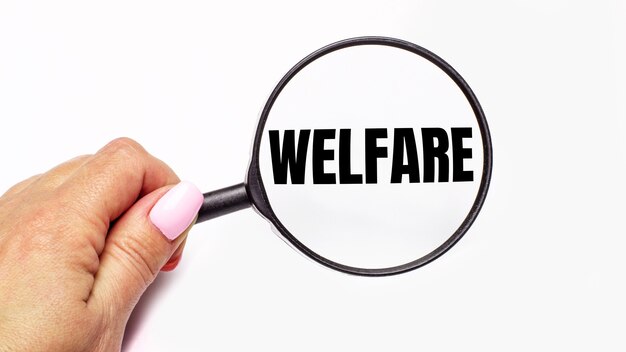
269,128,474,184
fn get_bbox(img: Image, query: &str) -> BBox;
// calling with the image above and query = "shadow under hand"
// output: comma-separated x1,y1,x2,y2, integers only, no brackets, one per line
121,272,178,351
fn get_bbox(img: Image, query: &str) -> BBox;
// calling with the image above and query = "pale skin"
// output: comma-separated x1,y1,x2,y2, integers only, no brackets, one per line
0,138,190,351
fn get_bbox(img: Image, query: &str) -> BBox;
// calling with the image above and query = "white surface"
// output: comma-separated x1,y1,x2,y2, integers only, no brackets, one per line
1,1,625,351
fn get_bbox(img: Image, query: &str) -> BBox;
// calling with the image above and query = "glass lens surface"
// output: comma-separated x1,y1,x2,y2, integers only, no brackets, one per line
257,42,486,270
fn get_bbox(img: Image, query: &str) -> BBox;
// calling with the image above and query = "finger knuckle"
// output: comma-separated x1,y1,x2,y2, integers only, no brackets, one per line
109,232,165,286
102,137,146,160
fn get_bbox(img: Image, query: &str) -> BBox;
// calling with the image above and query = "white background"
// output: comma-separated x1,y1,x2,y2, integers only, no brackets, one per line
1,1,625,351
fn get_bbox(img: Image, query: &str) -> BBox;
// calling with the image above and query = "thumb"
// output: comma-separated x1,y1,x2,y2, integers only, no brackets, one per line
89,181,203,318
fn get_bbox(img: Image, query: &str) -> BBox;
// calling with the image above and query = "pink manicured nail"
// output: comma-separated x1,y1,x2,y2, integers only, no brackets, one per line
150,181,203,240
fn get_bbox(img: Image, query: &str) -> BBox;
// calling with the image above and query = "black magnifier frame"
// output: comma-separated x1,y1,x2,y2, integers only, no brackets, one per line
197,36,492,276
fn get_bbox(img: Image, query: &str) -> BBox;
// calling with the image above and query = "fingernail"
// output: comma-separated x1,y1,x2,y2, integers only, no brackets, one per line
150,181,203,240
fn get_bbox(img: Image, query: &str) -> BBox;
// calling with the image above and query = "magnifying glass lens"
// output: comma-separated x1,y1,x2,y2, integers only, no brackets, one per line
255,42,486,270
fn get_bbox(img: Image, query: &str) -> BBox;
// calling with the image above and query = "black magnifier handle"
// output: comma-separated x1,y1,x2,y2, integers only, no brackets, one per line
196,183,251,223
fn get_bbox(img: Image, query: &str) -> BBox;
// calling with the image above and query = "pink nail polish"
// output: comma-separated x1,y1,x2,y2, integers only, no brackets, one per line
149,181,203,240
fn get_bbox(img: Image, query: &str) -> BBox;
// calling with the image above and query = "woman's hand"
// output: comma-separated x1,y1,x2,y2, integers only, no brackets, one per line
0,138,202,352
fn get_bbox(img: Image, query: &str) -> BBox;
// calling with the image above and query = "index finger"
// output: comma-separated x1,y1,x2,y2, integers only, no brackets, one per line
58,137,181,229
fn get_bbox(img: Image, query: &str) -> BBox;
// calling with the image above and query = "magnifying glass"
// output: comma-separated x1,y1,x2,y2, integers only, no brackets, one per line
196,36,492,276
